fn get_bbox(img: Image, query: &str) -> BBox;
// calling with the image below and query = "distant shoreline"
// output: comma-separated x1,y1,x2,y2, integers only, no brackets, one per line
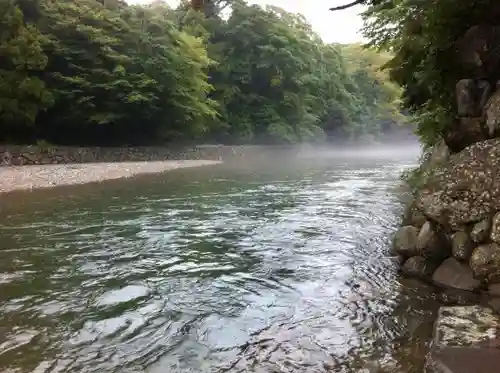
0,160,221,194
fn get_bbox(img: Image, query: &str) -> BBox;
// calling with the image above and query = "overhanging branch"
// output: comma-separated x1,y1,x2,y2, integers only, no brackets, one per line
329,0,366,11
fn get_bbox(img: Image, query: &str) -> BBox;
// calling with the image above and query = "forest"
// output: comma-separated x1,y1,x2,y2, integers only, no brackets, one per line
0,0,405,146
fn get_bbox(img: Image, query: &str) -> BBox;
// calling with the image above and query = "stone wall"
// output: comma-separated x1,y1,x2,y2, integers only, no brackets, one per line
394,138,500,305
0,144,295,166
393,24,500,313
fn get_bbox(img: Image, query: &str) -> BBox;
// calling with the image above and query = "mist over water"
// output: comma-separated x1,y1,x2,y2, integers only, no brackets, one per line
0,143,448,373
296,140,422,161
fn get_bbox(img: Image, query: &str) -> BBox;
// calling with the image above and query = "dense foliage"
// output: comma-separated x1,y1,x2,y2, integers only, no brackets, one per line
0,0,404,146
362,0,499,147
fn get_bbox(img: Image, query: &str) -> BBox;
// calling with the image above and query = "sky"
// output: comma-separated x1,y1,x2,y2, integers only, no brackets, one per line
126,0,366,44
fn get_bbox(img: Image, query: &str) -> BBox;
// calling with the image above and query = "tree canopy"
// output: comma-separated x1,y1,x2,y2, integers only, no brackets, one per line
361,0,499,147
0,0,404,146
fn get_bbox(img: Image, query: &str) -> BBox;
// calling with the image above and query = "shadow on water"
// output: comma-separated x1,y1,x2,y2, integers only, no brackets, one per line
0,145,457,373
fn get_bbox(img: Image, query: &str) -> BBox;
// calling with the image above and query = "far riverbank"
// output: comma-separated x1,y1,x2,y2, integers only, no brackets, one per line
0,160,221,194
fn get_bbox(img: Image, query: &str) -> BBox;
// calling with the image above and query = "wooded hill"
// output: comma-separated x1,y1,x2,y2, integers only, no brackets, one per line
0,0,405,146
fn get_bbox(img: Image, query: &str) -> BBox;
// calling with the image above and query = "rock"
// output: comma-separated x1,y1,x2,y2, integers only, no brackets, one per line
416,221,450,261
416,139,500,229
456,79,476,117
457,25,500,79
402,200,427,229
13,156,24,165
490,212,500,243
432,306,499,348
425,305,500,372
451,231,474,261
443,117,487,153
426,347,500,373
432,258,481,291
470,243,500,282
416,221,433,250
456,79,491,117
488,283,500,297
22,153,38,163
489,297,500,314
391,225,419,257
1,151,12,166
402,256,436,279
485,85,500,137
471,219,491,244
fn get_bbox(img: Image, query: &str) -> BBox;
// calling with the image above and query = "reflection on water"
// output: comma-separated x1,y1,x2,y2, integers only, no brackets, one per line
0,154,446,373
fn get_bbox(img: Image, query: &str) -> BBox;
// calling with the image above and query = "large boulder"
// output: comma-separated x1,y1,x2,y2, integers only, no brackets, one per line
470,243,500,282
416,138,500,229
432,258,481,291
392,225,419,257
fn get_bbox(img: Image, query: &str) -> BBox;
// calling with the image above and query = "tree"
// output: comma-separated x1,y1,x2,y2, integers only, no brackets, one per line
0,0,404,145
362,0,499,147
329,0,385,11
0,0,52,139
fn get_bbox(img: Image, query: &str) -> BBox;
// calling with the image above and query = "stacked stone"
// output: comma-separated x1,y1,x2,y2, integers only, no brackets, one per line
444,25,500,153
394,134,500,301
393,198,500,296
393,25,500,302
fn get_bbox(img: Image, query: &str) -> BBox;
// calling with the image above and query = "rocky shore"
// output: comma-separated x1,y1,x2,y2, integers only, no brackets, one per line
0,144,295,166
0,144,298,193
393,108,500,309
0,160,221,194
390,23,500,371
392,23,500,309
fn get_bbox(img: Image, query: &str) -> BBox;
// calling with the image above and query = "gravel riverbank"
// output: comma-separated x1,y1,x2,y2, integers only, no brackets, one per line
0,160,221,194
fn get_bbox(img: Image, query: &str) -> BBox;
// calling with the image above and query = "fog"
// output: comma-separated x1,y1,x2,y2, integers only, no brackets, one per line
295,139,422,161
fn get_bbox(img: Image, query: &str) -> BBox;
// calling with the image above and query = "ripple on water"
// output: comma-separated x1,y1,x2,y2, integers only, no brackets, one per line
95,285,152,307
0,158,440,373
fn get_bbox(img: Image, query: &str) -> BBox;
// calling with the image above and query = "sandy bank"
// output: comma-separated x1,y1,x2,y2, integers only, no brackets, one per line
0,160,221,194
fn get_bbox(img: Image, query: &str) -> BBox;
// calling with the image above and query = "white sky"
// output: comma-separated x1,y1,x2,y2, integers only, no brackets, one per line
126,0,366,44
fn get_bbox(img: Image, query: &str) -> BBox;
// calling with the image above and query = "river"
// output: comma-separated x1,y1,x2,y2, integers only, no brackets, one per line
0,148,450,373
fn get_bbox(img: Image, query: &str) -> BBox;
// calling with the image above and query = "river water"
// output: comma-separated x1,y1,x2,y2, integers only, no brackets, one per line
0,148,451,373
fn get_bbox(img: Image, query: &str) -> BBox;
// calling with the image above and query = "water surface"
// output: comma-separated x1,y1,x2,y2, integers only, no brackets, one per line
0,152,449,373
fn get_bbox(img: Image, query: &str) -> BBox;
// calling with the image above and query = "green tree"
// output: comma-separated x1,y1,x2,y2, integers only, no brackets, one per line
0,0,404,145
0,0,52,138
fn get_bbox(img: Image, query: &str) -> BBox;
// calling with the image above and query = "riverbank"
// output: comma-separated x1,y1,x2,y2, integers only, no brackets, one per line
0,160,221,194
0,144,297,166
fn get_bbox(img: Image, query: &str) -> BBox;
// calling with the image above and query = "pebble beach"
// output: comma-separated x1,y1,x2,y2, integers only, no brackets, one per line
0,160,221,194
